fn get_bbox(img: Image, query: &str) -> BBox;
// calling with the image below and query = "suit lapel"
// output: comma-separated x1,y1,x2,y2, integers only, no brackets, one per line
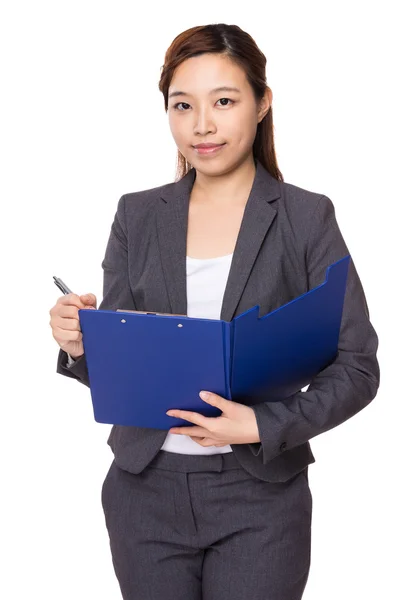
157,159,281,322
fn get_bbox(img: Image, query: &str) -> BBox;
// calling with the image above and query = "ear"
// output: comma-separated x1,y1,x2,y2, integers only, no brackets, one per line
257,86,273,123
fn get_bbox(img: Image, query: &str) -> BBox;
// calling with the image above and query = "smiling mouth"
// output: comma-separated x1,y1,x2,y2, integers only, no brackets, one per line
193,143,225,147
192,143,227,154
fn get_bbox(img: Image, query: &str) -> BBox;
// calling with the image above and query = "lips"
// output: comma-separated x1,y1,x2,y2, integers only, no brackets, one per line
193,143,225,148
192,143,227,155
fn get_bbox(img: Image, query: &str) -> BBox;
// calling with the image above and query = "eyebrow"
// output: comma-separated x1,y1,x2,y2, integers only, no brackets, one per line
168,86,241,99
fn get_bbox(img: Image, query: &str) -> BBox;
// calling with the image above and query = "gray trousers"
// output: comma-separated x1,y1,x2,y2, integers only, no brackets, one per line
101,450,312,600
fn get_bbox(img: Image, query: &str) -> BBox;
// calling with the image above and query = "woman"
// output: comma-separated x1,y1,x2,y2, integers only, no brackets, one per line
50,23,380,600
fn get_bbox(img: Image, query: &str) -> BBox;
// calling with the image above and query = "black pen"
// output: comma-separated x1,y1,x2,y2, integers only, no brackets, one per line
53,276,73,295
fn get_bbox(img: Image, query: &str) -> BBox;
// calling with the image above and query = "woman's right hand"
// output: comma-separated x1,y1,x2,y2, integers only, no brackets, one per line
49,293,97,359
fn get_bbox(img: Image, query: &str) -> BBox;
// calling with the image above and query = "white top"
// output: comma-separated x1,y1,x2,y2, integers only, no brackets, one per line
160,252,234,454
67,252,234,455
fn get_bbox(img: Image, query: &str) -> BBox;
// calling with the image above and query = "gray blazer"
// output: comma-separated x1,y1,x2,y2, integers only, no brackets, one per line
56,159,380,483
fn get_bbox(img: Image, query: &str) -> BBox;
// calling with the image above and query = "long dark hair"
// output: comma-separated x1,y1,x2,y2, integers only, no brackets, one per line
158,24,284,183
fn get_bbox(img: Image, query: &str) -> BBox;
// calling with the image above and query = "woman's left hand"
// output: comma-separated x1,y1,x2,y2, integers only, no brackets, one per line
166,391,261,447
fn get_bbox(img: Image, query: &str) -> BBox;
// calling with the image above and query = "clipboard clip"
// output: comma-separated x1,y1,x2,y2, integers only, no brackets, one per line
116,309,187,317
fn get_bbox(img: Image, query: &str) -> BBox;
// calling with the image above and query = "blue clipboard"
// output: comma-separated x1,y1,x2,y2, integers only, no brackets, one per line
79,255,350,430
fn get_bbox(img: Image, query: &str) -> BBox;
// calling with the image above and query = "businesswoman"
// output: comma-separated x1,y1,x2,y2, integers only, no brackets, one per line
50,23,380,600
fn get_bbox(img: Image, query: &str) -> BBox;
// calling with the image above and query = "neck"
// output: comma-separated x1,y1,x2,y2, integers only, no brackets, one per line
191,154,256,208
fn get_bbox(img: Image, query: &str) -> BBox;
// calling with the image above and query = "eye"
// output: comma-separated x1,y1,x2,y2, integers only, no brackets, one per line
216,97,234,107
173,102,191,111
172,98,235,111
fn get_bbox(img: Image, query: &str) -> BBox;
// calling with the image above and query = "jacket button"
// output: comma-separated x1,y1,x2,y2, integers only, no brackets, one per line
279,442,287,452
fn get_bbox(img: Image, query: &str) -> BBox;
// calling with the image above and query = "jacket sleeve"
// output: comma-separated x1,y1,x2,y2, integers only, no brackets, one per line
56,194,137,387
249,194,380,465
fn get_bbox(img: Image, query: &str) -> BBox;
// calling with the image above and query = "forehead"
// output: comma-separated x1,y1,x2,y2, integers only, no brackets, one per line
169,54,249,94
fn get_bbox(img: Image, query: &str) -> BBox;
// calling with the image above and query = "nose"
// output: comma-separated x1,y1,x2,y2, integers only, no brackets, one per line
193,106,216,136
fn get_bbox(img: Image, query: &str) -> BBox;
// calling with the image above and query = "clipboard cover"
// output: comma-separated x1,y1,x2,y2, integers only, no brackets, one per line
78,254,350,430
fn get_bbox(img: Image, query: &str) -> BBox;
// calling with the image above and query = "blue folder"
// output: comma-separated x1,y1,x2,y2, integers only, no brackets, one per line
78,254,350,430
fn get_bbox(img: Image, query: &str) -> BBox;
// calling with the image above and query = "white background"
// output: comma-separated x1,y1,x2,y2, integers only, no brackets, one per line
1,1,416,598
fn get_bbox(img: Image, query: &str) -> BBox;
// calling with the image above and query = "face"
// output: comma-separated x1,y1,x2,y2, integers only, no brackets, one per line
167,53,272,175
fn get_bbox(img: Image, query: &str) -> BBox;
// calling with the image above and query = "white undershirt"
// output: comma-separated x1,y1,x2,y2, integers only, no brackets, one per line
160,252,234,454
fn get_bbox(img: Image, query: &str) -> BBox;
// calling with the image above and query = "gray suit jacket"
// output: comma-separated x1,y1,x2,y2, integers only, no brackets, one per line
56,159,380,482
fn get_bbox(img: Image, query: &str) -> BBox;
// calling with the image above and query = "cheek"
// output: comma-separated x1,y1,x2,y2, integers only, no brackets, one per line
229,111,258,144
170,123,190,152
242,112,259,139
168,114,182,137
234,124,257,150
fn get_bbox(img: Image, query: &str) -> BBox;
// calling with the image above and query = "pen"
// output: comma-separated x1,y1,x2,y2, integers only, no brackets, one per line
53,276,73,295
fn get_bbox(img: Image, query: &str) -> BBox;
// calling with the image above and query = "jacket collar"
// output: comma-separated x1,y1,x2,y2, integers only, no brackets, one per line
157,159,282,321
